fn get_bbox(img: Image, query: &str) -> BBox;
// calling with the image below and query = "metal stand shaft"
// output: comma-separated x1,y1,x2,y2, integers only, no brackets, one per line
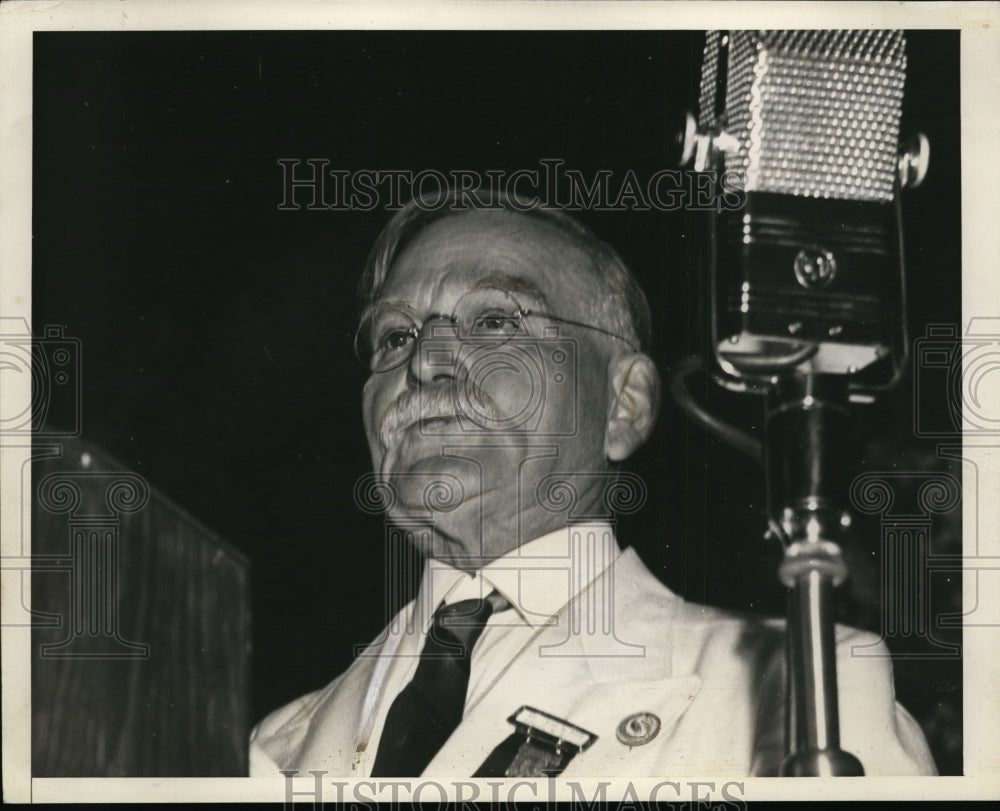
767,374,864,776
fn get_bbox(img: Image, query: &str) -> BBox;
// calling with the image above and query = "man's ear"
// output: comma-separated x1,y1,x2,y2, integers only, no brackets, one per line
604,353,661,462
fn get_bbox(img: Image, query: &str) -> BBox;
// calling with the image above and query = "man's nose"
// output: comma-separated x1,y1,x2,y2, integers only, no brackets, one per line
406,317,461,386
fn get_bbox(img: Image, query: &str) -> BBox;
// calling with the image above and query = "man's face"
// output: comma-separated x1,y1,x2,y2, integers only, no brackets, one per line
360,210,620,566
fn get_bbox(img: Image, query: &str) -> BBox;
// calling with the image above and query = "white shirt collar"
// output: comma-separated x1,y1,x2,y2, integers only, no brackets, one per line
413,523,622,629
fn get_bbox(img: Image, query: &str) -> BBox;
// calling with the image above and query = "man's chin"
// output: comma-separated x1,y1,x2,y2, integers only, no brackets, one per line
381,453,476,515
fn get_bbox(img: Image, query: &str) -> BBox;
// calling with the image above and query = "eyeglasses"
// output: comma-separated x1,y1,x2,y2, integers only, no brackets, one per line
355,288,637,373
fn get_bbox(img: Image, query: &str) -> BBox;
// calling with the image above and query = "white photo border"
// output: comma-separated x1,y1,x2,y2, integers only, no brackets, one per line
2,0,998,803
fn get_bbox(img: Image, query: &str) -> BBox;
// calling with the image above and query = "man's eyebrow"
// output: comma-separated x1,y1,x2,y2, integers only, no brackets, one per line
369,300,418,320
472,274,549,304
368,275,549,321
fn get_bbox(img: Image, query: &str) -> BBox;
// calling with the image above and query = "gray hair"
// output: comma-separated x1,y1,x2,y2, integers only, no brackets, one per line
356,188,653,352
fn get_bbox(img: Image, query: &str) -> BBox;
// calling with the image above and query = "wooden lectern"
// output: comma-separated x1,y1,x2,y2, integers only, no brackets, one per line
31,437,250,776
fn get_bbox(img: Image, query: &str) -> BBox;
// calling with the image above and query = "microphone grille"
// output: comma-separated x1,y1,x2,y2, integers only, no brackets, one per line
699,30,907,203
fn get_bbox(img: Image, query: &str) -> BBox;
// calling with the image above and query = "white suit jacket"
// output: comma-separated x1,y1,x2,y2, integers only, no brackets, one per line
249,546,936,777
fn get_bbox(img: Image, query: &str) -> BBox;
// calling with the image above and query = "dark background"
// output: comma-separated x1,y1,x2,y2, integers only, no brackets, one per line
33,30,962,772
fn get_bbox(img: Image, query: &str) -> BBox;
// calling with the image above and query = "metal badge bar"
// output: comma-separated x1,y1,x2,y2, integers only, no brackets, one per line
502,706,598,778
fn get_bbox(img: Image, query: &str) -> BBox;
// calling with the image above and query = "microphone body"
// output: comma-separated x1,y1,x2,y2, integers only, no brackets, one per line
700,30,908,382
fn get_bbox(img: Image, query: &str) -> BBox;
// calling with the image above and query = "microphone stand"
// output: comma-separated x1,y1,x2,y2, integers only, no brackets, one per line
765,373,864,776
694,156,866,774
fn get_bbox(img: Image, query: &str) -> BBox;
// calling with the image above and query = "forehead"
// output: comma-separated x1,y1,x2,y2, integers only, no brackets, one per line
378,210,596,304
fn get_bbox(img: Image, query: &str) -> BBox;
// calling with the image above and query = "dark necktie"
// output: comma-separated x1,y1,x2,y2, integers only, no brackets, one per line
370,590,510,776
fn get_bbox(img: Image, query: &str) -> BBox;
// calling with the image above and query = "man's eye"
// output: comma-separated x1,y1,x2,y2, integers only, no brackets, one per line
471,312,522,335
380,329,415,351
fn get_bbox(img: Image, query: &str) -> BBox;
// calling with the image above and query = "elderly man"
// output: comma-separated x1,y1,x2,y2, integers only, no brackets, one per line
249,192,935,778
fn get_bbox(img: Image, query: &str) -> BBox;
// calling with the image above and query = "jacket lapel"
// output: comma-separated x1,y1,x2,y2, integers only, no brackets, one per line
292,612,419,774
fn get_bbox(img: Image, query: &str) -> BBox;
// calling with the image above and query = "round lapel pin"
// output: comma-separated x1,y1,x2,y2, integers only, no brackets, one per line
616,712,661,746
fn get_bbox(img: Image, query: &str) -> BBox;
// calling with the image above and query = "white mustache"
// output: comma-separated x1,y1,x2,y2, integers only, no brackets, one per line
377,381,501,451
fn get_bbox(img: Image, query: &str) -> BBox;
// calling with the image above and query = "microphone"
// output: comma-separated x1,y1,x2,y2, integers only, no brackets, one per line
678,30,930,777
691,30,926,388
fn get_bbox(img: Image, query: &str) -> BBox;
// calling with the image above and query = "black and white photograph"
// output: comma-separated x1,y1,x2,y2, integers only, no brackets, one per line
2,0,998,804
